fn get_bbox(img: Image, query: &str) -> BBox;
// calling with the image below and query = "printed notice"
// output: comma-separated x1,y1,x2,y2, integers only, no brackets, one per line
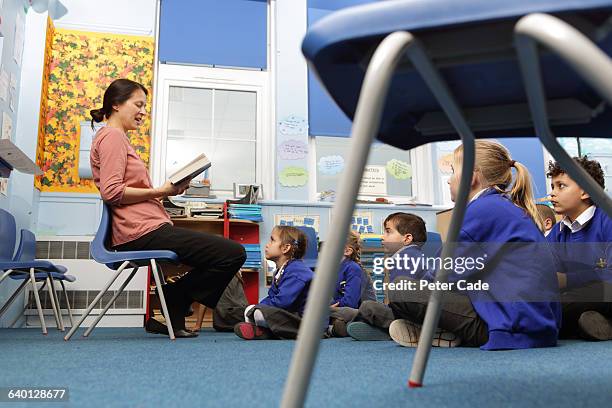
360,165,387,196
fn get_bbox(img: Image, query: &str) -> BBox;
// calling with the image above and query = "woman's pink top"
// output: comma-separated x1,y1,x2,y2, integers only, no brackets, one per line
90,126,171,247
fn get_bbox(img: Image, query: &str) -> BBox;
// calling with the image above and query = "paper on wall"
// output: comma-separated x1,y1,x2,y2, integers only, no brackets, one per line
278,139,308,160
359,165,387,196
279,115,307,136
0,178,8,197
274,214,320,233
386,159,412,180
279,166,308,187
0,70,8,102
1,112,11,140
13,13,24,67
318,155,344,175
8,72,16,110
351,211,374,234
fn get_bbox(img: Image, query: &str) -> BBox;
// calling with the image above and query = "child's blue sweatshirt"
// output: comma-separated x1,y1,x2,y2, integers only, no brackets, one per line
260,259,314,315
546,206,612,289
423,189,561,350
333,259,365,308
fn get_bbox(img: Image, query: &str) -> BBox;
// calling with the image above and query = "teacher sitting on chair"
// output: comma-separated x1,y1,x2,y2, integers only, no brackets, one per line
90,78,246,338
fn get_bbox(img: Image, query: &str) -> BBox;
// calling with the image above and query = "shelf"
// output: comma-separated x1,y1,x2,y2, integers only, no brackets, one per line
171,217,257,224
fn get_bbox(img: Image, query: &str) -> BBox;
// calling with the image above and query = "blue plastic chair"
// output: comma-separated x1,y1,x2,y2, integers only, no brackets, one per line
297,226,318,270
64,203,180,340
422,231,442,259
283,1,612,404
0,209,69,334
3,229,76,331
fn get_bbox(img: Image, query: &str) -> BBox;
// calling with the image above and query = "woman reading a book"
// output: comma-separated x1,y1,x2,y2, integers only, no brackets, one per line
90,79,246,338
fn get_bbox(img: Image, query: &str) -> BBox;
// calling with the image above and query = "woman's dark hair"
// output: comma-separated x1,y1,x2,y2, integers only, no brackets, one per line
90,79,148,129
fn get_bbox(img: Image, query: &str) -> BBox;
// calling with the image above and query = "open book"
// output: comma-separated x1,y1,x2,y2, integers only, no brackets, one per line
168,153,211,185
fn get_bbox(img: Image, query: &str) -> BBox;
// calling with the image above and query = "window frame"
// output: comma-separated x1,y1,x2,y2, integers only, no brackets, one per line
308,135,435,204
151,63,273,198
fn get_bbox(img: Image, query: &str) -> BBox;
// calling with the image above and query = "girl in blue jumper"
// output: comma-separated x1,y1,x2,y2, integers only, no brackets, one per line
332,231,375,308
388,140,561,350
234,226,313,340
327,231,376,337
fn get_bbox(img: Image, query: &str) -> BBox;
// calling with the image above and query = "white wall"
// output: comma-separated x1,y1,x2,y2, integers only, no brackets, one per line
275,0,309,201
11,10,48,235
54,0,156,35
0,4,47,327
33,0,158,237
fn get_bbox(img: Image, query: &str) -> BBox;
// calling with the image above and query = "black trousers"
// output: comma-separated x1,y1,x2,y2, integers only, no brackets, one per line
249,305,303,339
116,223,246,309
559,281,612,339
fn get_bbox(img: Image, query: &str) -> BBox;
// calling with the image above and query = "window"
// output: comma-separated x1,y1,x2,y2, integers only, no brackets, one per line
554,137,612,195
434,141,461,206
165,87,257,192
313,136,434,203
151,64,272,198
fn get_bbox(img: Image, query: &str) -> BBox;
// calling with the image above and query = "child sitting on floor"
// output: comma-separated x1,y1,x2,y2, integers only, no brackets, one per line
546,156,612,341
345,212,457,344
234,226,313,340
386,140,560,350
537,203,557,237
326,231,376,337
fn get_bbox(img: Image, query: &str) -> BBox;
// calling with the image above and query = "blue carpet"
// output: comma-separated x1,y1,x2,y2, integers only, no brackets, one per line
0,328,611,407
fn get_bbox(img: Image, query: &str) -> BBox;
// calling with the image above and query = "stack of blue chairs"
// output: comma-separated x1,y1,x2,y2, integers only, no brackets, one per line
0,209,75,334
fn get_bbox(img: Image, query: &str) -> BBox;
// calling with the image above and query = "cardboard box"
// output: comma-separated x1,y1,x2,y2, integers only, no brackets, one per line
436,208,453,242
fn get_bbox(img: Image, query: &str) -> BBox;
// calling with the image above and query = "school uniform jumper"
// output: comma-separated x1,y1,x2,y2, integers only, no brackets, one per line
333,259,369,309
420,189,561,349
329,259,377,328
252,259,314,339
547,206,612,338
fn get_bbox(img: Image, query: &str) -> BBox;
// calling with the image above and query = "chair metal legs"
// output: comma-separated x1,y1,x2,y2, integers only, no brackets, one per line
64,259,174,340
0,269,16,285
1,270,73,332
281,31,423,408
64,262,128,341
45,276,64,331
8,280,46,328
29,268,47,335
282,29,477,405
150,259,175,340
514,13,612,217
83,265,138,337
0,279,29,319
403,38,476,389
59,280,75,326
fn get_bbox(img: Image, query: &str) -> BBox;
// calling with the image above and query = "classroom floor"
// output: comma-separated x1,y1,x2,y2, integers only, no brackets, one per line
1,328,611,407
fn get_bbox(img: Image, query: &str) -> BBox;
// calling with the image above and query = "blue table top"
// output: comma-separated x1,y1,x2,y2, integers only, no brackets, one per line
303,0,612,150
